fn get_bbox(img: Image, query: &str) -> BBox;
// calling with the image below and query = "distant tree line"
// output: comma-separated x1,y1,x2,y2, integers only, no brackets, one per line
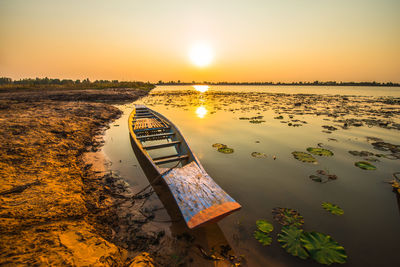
157,80,400,87
0,77,154,90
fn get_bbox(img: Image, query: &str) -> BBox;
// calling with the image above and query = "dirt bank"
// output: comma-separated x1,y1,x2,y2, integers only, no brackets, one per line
0,88,152,266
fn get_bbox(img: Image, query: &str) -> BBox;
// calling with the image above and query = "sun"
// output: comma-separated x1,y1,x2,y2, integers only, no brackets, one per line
189,43,213,67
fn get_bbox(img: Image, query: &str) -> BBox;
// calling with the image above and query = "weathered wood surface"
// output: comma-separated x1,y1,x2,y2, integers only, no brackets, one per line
133,117,166,130
162,161,241,228
130,105,241,228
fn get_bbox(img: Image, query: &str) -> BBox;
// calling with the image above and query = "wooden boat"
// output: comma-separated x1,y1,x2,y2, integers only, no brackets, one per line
128,104,241,229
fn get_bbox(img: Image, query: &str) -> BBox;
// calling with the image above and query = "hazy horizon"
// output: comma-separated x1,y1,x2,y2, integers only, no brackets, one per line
1,0,399,83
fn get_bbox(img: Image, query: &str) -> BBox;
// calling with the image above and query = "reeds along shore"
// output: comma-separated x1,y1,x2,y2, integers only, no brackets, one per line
0,87,153,266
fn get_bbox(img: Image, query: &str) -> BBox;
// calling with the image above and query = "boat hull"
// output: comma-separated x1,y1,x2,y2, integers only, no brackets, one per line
129,105,241,228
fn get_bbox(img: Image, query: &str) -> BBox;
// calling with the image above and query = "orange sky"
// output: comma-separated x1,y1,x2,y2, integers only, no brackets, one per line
1,0,399,82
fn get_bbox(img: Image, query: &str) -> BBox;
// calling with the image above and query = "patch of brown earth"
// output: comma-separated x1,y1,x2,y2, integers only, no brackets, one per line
0,99,145,266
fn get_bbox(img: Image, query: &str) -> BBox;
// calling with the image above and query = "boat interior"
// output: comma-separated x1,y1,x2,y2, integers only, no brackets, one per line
132,105,192,169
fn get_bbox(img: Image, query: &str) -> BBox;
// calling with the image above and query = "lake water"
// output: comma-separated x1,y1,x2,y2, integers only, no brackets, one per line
103,85,400,266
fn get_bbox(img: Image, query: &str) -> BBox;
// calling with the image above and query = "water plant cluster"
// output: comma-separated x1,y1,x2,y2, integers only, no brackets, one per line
212,143,234,154
254,207,347,265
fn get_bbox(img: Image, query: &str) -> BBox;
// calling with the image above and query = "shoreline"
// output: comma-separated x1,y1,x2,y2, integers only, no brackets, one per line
0,88,154,266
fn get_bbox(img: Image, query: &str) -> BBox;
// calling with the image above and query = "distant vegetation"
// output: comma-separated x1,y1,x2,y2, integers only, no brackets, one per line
157,80,400,87
0,77,154,90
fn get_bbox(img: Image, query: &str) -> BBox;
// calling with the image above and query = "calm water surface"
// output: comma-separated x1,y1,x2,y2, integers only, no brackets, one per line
103,85,400,266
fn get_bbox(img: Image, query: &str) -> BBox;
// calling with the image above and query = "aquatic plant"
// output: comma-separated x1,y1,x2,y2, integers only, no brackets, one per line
321,202,344,216
307,147,334,157
309,170,338,183
254,230,272,246
322,125,338,131
292,151,317,163
256,219,274,233
254,219,273,246
212,143,234,154
354,161,376,170
272,208,304,227
212,143,227,149
218,147,234,154
301,232,347,265
309,175,323,182
274,115,284,119
277,226,309,260
249,119,265,124
348,150,374,157
251,152,267,158
252,208,348,264
371,141,400,153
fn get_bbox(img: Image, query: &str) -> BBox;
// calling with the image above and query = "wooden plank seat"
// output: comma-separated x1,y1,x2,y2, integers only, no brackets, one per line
134,127,171,134
142,140,180,150
154,154,189,165
134,115,155,119
137,132,175,141
135,112,152,116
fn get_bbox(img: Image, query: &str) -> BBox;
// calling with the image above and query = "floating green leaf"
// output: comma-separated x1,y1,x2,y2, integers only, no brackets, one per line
277,226,309,260
254,230,272,246
309,170,338,183
256,219,273,233
251,152,267,158
272,208,304,227
292,151,317,163
322,202,344,216
249,119,266,124
348,150,374,157
307,147,334,157
301,232,347,265
218,147,234,154
212,143,227,149
354,161,376,170
274,115,284,119
309,175,323,182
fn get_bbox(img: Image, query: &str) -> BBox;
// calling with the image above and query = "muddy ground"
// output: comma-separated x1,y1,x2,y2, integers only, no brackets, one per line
0,88,159,266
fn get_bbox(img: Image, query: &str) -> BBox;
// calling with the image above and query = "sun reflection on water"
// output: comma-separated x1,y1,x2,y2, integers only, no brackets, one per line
193,85,209,93
195,106,208,118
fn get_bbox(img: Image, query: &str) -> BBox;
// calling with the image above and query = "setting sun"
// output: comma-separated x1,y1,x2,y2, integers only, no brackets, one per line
189,43,213,67
192,85,209,93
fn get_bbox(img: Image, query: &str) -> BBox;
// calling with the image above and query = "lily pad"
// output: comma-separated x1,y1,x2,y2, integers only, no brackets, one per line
249,119,265,124
310,170,338,183
212,143,227,149
256,219,274,233
274,115,284,119
354,161,376,170
307,147,334,157
322,202,344,216
254,230,272,246
272,208,304,227
322,125,338,131
292,151,317,163
277,226,309,260
310,175,323,182
251,152,267,158
348,150,374,157
218,147,234,154
301,232,347,265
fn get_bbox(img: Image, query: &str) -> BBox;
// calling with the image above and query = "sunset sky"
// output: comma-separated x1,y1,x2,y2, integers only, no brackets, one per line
1,0,399,82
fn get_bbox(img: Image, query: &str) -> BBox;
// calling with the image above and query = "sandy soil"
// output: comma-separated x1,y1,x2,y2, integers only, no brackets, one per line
0,87,155,266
